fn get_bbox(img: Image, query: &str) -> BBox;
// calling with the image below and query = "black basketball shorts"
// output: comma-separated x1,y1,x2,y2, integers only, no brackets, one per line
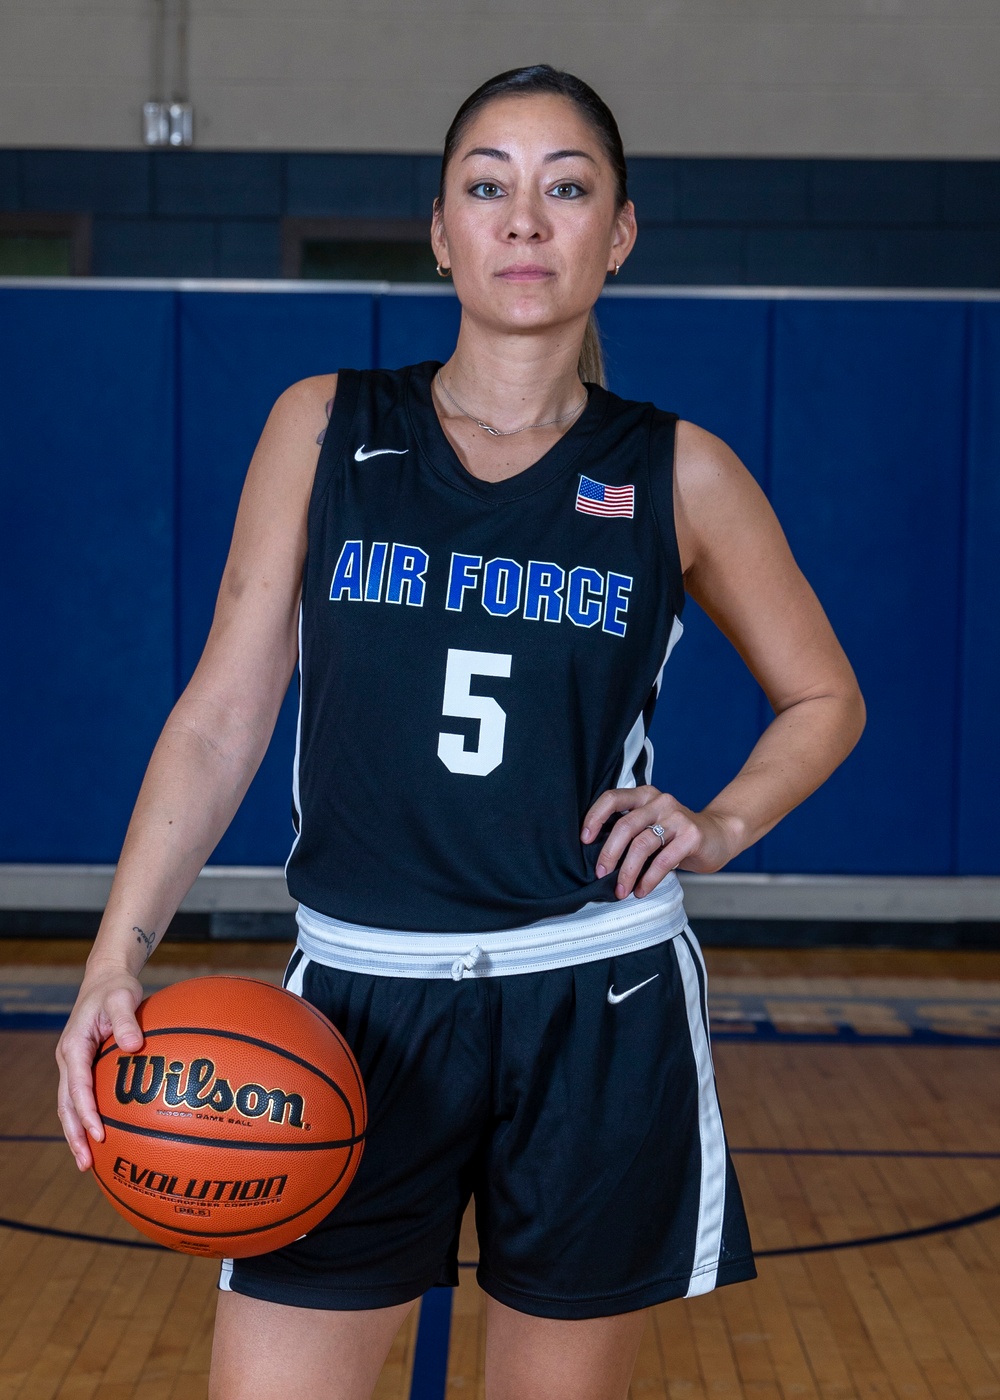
220,926,757,1319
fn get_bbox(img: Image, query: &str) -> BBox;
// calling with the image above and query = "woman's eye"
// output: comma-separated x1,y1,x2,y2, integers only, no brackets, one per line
469,182,504,199
551,182,585,199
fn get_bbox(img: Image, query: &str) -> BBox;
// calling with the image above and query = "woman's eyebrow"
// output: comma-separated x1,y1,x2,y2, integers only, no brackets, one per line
461,147,598,164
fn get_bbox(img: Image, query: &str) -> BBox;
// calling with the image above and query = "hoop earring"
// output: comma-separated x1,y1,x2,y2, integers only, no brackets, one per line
612,259,621,276
436,263,451,279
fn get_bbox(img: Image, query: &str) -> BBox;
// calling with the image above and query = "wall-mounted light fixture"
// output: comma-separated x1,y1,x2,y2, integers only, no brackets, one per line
144,0,194,147
144,101,193,147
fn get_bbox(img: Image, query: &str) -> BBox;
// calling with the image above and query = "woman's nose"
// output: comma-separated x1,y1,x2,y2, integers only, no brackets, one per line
501,189,549,240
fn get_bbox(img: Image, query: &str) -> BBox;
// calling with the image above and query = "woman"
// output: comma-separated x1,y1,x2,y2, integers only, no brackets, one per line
57,65,865,1400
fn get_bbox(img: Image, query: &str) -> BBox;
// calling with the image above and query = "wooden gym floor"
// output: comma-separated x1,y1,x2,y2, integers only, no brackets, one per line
0,939,997,1400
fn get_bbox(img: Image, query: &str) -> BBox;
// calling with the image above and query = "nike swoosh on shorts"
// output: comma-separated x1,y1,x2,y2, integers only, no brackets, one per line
354,445,409,461
607,973,660,1005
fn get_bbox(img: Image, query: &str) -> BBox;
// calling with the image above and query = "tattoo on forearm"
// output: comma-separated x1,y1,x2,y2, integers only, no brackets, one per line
315,396,334,446
133,926,156,963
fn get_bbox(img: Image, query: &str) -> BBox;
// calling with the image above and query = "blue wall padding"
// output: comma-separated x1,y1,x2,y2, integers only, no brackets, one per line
958,304,1000,874
177,290,374,862
0,286,995,874
760,300,968,874
597,297,775,873
377,293,461,370
0,288,177,860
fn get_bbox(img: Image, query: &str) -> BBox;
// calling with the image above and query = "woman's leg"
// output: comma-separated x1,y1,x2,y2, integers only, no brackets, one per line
209,1290,417,1400
483,1296,648,1400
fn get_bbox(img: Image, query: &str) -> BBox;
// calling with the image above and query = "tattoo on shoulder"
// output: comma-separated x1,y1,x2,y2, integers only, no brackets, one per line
134,926,156,962
315,396,334,447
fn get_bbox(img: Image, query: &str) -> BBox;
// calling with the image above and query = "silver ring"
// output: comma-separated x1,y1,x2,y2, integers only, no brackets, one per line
648,823,666,847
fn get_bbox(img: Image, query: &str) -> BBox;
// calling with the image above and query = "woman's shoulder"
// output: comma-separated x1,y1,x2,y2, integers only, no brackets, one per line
273,372,340,417
256,374,339,455
674,418,756,501
672,417,777,575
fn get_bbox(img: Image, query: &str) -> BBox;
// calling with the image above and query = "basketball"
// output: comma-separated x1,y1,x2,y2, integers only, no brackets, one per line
89,976,366,1257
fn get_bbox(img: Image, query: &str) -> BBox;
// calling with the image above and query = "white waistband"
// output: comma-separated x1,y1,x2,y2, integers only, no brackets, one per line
294,873,689,979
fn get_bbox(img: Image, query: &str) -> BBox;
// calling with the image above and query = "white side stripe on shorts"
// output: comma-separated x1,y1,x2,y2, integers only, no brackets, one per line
674,928,727,1297
218,1257,233,1291
283,952,310,997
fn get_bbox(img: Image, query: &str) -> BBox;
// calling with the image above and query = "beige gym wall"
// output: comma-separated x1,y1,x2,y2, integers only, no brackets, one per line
1,0,998,156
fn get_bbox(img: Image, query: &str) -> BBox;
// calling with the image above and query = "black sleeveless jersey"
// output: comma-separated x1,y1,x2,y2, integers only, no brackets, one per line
284,361,685,933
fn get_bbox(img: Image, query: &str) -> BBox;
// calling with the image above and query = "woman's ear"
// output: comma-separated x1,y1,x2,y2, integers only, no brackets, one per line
611,199,637,271
431,197,449,269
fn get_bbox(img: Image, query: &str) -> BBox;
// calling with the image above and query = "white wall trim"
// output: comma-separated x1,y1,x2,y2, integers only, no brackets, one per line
1,866,999,921
2,278,1000,302
678,874,1000,922
0,865,296,914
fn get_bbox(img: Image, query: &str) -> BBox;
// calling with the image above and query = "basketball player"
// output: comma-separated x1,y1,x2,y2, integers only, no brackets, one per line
57,67,865,1400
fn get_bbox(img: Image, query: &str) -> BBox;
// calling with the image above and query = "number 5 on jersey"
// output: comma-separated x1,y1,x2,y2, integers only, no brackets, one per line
437,648,512,777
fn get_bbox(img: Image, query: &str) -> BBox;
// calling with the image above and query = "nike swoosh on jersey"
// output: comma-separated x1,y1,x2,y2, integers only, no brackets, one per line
607,973,660,1005
354,445,409,462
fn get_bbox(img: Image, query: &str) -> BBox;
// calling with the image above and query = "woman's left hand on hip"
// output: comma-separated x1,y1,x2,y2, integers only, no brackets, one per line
581,785,740,899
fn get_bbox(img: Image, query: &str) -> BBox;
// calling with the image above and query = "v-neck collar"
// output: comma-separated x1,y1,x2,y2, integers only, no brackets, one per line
405,360,609,504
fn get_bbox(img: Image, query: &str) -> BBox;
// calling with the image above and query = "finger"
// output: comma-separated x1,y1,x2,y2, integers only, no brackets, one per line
634,829,701,898
66,1055,104,1145
581,786,658,842
617,813,702,898
614,825,680,898
60,1031,106,1145
106,989,144,1053
57,1090,94,1171
57,1035,99,1165
596,798,674,877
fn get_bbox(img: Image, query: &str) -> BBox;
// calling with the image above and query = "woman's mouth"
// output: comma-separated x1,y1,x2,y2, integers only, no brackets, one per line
495,265,555,281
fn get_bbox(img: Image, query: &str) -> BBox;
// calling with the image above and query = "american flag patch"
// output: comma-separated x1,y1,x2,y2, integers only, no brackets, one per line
575,475,635,519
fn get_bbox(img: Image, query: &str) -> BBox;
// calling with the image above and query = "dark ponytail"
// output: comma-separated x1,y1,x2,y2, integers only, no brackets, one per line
436,64,629,388
578,315,606,387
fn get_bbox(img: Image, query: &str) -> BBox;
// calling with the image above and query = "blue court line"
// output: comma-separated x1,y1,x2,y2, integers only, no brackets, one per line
0,1134,67,1142
0,1216,162,1250
753,1198,1000,1257
712,1030,1000,1047
0,1015,86,1030
3,1011,1000,1046
408,1288,453,1400
731,1145,1000,1160
448,1203,1000,1269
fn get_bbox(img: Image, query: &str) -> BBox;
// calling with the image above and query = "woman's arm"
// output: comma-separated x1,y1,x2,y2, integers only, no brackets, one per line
582,418,866,898
56,373,337,1170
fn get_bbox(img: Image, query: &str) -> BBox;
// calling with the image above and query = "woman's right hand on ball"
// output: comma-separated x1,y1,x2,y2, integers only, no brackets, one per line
55,964,145,1172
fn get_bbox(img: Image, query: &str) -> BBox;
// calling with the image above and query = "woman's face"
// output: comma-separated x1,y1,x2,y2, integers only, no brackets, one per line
432,93,636,341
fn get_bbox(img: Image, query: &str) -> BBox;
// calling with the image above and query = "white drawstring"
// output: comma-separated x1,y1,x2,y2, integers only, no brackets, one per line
451,944,483,981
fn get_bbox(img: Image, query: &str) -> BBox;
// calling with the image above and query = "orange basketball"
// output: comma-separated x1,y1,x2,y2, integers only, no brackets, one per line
90,976,366,1257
